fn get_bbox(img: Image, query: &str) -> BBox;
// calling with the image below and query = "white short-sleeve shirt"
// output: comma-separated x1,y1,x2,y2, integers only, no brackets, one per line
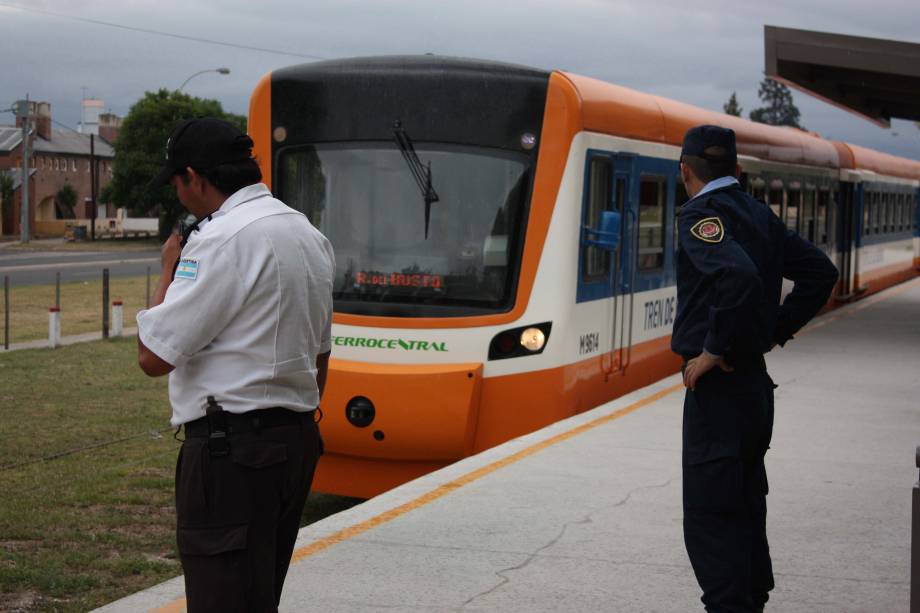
136,183,335,427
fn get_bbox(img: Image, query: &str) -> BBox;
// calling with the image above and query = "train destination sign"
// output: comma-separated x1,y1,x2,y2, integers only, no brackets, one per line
356,271,444,289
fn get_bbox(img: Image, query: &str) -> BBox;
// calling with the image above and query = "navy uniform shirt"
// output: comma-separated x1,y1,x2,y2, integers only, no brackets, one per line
671,181,838,360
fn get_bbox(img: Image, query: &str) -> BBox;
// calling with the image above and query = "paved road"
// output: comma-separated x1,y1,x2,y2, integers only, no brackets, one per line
0,248,159,286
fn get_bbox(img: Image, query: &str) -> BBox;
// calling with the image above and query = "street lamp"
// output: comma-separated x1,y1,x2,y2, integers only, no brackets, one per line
177,67,231,92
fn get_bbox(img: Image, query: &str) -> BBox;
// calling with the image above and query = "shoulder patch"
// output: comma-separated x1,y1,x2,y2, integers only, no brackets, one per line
689,217,724,243
175,258,199,280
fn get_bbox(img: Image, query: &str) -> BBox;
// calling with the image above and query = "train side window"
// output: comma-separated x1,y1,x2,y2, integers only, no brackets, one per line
816,190,829,244
904,194,911,231
785,189,800,233
885,192,892,233
906,194,913,231
905,194,911,231
582,157,613,280
872,192,882,234
913,197,918,230
891,193,898,232
863,193,871,236
900,193,909,232
638,175,665,271
768,187,783,218
882,192,891,233
675,180,689,252
802,189,816,242
880,192,886,233
888,193,895,233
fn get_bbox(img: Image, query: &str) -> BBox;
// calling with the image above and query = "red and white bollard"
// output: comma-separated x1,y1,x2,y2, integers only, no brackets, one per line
112,300,124,337
48,306,61,348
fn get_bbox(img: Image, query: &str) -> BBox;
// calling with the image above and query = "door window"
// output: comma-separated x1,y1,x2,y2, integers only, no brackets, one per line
638,176,665,271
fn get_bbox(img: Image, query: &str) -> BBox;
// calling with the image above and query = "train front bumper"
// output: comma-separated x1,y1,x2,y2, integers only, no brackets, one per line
313,358,483,497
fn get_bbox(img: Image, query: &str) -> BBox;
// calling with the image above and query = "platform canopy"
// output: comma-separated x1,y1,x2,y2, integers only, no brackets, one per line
764,25,920,128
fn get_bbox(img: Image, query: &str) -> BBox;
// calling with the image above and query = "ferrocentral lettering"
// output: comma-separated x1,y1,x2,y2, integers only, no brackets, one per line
331,336,447,352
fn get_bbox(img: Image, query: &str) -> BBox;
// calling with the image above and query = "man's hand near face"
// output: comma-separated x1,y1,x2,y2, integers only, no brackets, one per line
137,232,183,377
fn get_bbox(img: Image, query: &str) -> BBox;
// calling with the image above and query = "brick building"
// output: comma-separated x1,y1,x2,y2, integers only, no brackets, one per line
0,101,117,237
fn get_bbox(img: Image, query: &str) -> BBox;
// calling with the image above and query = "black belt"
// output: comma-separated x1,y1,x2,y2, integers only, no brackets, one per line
184,407,307,438
725,352,766,371
680,352,766,372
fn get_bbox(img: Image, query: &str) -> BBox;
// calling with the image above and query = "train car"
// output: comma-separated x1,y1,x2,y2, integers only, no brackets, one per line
247,56,920,498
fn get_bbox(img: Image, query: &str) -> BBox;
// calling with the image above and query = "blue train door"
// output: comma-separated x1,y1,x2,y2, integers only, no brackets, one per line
579,151,631,379
612,154,678,373
607,154,635,376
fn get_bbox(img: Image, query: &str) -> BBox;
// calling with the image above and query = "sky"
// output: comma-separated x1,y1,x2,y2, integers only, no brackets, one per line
2,0,919,159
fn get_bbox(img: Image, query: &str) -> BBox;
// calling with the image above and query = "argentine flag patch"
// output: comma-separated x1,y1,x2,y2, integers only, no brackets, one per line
176,258,199,280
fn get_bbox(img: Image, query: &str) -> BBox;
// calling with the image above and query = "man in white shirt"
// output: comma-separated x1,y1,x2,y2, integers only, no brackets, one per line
137,117,334,612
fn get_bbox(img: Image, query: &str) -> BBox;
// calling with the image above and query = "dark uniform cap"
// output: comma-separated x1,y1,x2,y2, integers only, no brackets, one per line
681,125,737,163
151,117,254,186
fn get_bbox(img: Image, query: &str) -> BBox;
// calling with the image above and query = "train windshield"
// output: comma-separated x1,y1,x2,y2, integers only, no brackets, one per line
279,143,531,316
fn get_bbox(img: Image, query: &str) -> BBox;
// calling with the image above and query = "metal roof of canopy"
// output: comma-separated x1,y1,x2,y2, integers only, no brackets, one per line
764,25,920,128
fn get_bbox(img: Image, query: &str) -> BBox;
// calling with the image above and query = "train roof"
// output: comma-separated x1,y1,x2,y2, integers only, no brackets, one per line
561,71,920,182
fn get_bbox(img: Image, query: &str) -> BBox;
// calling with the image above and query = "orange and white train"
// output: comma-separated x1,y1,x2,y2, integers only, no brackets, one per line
248,56,920,498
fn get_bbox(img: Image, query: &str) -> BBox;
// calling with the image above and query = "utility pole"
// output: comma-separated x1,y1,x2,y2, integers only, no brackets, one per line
90,134,96,241
16,96,30,243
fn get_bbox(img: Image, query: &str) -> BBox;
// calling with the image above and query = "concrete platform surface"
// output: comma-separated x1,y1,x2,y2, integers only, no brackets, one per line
95,278,920,613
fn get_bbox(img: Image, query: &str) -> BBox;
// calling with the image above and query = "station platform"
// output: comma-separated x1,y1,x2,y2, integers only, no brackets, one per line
96,278,920,613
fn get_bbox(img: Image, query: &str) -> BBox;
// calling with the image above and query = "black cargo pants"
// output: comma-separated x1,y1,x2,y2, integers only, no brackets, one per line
175,411,321,613
682,361,775,613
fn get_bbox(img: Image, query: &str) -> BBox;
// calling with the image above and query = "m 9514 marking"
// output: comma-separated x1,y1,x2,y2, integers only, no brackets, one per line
579,332,600,355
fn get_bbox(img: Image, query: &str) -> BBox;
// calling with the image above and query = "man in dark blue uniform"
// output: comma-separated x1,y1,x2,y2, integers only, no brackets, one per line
672,125,838,612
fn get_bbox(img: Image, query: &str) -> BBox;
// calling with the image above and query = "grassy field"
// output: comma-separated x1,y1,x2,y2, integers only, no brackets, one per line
0,338,363,612
2,275,159,345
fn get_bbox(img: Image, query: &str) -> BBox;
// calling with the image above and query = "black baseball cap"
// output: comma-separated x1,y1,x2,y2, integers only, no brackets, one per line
681,125,737,164
151,117,254,186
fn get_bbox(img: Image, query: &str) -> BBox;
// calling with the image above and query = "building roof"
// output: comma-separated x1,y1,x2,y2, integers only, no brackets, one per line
0,125,114,157
34,128,115,157
0,127,21,152
764,25,920,128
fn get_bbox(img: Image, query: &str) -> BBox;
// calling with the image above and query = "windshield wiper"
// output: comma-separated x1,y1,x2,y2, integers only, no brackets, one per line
393,120,440,239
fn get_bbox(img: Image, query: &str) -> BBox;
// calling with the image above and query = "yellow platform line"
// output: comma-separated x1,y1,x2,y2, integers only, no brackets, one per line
149,275,920,613
150,383,682,613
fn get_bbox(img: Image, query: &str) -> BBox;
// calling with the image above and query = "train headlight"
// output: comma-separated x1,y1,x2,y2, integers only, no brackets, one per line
488,322,552,360
520,327,545,352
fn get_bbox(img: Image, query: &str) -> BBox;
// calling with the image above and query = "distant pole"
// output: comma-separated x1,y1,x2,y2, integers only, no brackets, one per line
18,96,30,243
55,271,61,309
102,268,109,339
90,134,96,242
3,276,9,350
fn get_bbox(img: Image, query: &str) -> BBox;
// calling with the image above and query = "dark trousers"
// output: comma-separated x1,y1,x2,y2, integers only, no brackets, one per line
175,412,321,613
682,364,775,613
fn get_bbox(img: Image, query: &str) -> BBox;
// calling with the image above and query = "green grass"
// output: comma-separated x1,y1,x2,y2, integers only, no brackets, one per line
0,339,363,612
2,274,160,345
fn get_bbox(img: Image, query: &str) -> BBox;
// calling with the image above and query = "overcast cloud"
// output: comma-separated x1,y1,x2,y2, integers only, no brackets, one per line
2,0,919,158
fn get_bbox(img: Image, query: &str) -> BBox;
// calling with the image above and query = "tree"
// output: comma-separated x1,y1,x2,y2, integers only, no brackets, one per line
749,78,803,129
106,89,246,239
0,173,13,228
55,184,77,218
723,92,742,117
